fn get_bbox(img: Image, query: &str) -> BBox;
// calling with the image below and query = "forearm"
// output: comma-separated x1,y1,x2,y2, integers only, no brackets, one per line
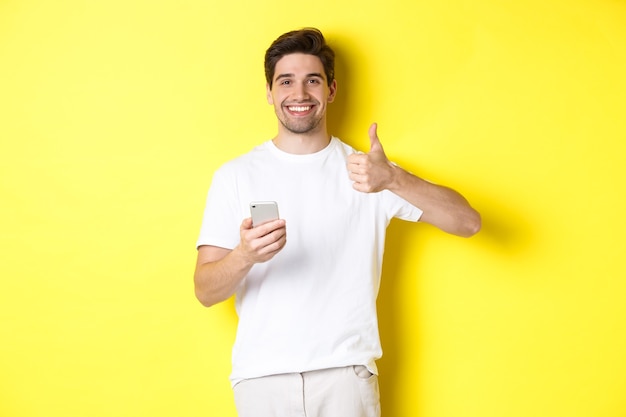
194,246,253,307
388,165,481,237
194,218,288,307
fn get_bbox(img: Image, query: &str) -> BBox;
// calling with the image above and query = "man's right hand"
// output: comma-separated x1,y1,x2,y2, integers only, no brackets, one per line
194,218,286,307
238,217,287,264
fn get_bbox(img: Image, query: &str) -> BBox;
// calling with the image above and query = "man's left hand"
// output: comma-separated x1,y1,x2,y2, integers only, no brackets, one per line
347,123,397,193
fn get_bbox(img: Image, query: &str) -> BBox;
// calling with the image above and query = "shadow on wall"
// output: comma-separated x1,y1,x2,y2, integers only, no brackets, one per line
325,36,371,144
332,29,534,413
376,189,533,415
377,220,425,415
325,32,536,414
475,194,535,255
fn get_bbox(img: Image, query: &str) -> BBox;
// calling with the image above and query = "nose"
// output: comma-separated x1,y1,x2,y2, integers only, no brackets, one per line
293,82,310,101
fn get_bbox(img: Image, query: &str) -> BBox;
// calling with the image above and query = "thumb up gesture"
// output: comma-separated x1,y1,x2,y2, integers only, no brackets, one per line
347,123,397,193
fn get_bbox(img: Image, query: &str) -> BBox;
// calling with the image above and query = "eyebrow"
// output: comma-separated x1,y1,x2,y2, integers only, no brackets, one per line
274,72,325,82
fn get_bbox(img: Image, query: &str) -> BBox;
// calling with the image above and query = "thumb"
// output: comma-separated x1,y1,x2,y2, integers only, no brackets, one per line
368,122,384,153
241,217,253,230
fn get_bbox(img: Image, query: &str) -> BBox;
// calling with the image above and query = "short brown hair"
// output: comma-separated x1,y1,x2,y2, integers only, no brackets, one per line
264,27,335,89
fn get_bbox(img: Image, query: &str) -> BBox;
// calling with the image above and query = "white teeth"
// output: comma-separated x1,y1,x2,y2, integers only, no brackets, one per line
288,106,311,112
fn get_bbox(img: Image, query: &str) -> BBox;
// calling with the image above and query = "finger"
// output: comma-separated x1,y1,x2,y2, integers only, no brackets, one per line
347,152,367,164
348,164,368,179
256,218,285,232
347,159,363,170
259,234,287,261
351,181,369,193
241,217,253,231
257,227,287,254
368,122,384,153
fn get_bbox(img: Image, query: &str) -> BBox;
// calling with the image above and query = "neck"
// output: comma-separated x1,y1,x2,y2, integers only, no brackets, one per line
272,126,331,155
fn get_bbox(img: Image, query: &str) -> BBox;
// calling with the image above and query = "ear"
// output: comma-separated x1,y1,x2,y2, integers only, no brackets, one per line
327,79,337,103
266,83,274,105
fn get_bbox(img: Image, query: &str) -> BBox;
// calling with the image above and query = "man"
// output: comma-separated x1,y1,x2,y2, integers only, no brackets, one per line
194,28,480,417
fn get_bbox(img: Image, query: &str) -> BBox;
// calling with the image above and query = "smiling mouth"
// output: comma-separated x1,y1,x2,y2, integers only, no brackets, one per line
286,105,313,113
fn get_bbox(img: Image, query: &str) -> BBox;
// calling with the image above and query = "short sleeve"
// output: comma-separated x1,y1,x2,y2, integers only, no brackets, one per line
381,189,423,222
196,165,241,250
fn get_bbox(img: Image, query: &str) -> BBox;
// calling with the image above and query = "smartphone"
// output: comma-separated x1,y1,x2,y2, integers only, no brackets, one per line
250,201,280,227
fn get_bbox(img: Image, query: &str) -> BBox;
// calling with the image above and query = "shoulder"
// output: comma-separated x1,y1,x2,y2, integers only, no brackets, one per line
216,141,273,173
331,137,359,157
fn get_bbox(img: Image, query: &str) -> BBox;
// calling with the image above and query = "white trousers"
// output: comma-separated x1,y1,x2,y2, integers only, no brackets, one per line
233,365,381,417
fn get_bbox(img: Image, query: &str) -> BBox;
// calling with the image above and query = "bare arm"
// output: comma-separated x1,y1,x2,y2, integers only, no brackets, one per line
384,168,481,237
347,123,481,237
194,217,287,307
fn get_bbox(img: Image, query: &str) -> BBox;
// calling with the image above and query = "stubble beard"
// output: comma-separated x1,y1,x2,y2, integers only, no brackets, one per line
276,106,323,135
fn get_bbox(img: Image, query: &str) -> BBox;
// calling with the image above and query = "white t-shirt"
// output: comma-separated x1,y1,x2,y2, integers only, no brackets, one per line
196,137,423,386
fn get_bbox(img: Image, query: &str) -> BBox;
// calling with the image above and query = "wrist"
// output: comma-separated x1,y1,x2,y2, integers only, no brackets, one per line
386,161,402,191
232,244,257,271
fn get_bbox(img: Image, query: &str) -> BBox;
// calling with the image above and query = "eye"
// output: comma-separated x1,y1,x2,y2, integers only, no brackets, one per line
280,80,291,86
307,78,321,84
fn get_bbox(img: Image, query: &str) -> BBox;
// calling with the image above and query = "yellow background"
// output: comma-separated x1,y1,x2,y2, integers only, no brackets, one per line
1,1,625,416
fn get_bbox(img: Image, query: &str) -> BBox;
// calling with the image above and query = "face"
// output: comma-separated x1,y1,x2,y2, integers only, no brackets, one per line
266,53,337,135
